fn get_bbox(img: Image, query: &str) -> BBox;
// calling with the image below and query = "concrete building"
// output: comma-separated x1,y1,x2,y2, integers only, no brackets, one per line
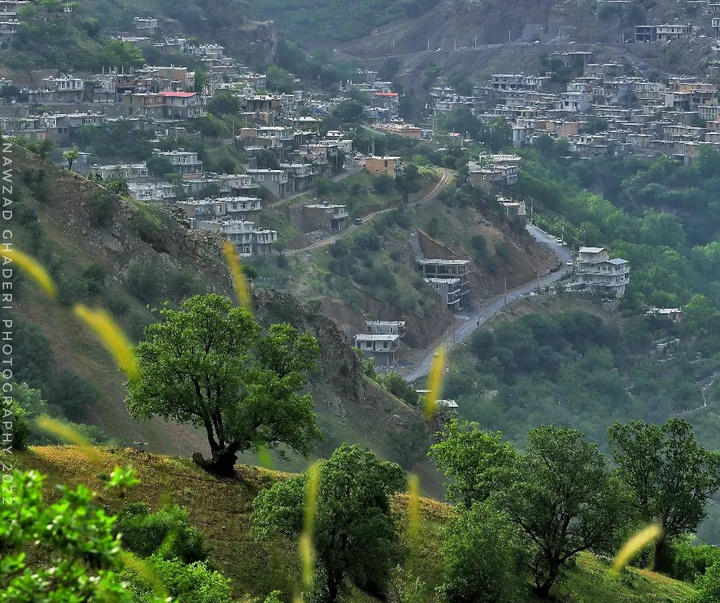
468,154,521,186
365,156,401,178
366,320,406,337
152,149,203,175
656,24,691,42
195,219,278,257
417,259,471,310
246,168,288,198
354,334,400,367
301,202,348,232
569,246,629,298
635,25,657,42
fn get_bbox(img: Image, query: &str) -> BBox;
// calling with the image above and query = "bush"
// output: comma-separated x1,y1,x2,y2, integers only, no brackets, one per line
47,369,99,421
373,174,394,194
82,262,107,295
440,501,527,603
123,555,232,603
116,503,208,563
87,189,118,228
1,400,30,451
378,373,418,407
167,267,197,301
131,205,168,251
494,242,512,262
107,296,130,318
126,260,164,304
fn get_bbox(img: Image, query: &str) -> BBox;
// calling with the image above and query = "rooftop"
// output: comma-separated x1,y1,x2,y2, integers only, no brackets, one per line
355,334,400,341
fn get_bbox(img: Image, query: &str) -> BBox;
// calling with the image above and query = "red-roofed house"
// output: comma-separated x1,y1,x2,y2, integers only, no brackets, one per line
160,91,202,119
372,90,400,111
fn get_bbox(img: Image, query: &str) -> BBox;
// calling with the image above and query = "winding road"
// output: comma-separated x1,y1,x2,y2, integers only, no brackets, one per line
400,225,573,383
286,168,452,255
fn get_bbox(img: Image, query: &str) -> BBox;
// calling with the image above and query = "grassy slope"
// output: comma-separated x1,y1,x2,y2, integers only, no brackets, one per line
17,446,695,603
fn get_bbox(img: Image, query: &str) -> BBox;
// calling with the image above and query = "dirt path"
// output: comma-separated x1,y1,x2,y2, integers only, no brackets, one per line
286,168,452,255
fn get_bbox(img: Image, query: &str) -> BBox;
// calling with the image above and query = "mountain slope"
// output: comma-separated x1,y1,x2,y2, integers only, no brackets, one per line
7,145,439,491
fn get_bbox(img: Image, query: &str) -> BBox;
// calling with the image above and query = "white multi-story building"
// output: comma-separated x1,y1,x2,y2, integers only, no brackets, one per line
569,246,629,298
194,219,277,257
152,149,203,175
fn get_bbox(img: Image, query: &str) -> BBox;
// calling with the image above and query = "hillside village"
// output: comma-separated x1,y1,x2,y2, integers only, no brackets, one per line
9,0,720,602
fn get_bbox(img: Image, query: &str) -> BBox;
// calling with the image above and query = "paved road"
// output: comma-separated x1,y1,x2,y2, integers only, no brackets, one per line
400,225,573,383
286,169,452,255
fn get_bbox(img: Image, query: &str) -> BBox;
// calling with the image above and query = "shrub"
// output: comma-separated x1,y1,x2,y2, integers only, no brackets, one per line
167,267,197,301
116,503,208,563
47,369,99,420
107,296,130,318
82,262,107,295
373,174,394,194
1,400,30,451
126,260,164,303
15,205,38,226
131,205,167,251
123,556,232,603
87,189,118,228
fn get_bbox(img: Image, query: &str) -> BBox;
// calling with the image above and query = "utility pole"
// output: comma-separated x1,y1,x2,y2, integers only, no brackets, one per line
508,30,511,44
475,34,478,49
536,268,540,292
427,39,430,52
392,40,395,55
504,276,508,306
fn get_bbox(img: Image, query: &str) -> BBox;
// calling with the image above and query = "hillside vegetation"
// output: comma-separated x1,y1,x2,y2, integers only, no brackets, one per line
15,445,696,603
6,145,439,490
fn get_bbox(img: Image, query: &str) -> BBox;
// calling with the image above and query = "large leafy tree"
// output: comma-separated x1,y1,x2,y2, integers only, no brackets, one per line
504,426,626,598
440,501,528,603
608,419,720,572
126,294,321,475
431,422,626,599
252,444,406,603
429,419,516,508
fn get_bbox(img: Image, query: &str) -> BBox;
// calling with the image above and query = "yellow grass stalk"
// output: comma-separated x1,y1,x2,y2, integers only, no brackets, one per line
1,249,57,299
299,462,321,590
73,305,139,381
611,524,663,574
257,444,274,469
222,241,252,311
407,473,420,544
35,416,101,463
424,346,446,421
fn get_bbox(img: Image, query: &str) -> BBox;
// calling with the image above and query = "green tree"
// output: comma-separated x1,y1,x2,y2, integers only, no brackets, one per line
440,501,528,603
253,444,406,603
506,426,626,597
684,294,719,337
265,65,296,93
146,155,174,178
207,92,241,116
126,294,321,475
193,67,210,93
692,559,720,603
378,372,419,407
608,419,720,572
332,100,365,124
63,146,79,171
429,420,516,508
